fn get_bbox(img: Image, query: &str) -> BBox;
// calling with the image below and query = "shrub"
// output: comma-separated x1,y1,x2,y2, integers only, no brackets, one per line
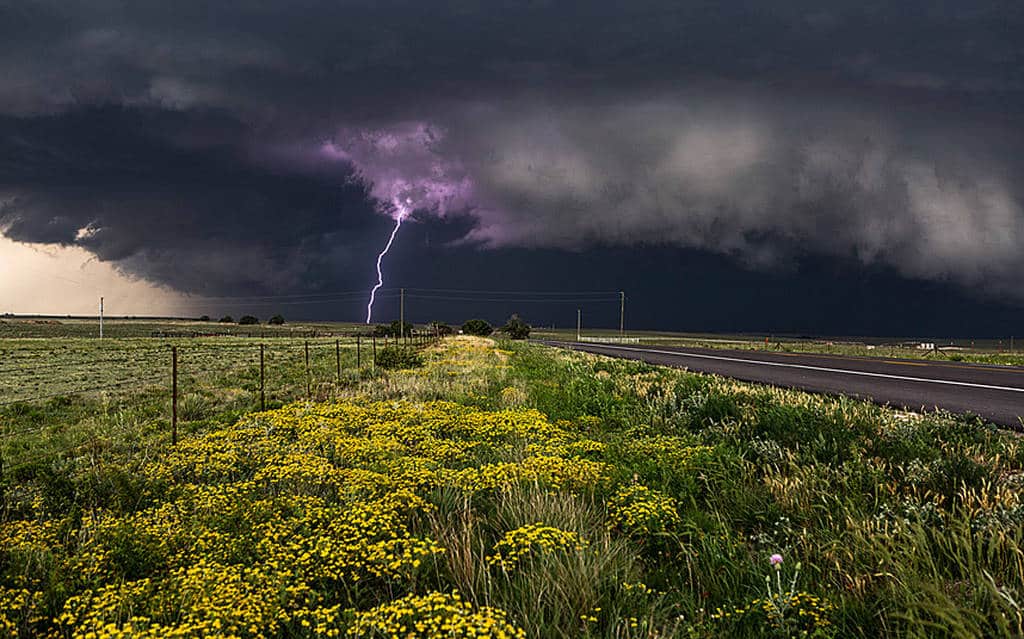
376,346,423,369
218,316,234,323
238,315,259,325
268,315,285,325
197,315,210,322
502,314,531,339
462,319,493,336
429,321,454,336
389,320,414,338
372,321,414,337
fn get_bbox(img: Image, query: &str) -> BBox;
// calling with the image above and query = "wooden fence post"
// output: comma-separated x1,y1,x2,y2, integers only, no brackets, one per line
171,346,178,445
356,336,361,377
304,340,311,398
259,343,265,411
372,335,377,372
335,339,341,383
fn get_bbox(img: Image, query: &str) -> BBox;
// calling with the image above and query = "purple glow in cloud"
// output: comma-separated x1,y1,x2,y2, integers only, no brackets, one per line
322,122,474,322
322,122,473,221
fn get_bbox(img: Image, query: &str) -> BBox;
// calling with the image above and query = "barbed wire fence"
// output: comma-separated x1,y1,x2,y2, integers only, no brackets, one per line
0,286,628,483
0,331,445,480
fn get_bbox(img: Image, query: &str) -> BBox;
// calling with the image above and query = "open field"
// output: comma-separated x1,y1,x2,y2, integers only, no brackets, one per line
533,328,1024,367
0,317,365,339
3,336,1024,637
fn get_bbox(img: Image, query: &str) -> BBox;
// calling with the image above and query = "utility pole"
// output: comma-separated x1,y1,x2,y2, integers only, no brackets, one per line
99,297,104,339
400,288,405,341
576,308,581,342
619,291,625,338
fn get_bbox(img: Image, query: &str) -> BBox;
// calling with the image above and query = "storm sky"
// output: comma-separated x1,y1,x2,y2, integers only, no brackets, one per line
1,0,1023,335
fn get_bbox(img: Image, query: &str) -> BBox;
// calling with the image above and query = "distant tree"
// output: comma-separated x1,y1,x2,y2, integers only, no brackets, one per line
389,320,414,337
268,315,285,325
428,321,454,336
461,319,493,336
372,324,391,338
502,314,531,340
198,315,210,322
238,315,259,325
218,315,234,323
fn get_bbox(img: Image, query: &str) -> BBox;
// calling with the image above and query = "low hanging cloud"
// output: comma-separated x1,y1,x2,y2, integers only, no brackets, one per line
329,95,1024,297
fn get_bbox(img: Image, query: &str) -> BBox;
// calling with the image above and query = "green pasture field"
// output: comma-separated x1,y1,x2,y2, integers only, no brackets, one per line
0,317,364,339
532,327,1024,367
1,335,1023,638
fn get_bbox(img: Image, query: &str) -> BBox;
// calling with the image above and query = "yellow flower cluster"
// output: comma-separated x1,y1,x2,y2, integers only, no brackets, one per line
607,484,680,534
487,523,588,571
2,396,617,637
447,455,611,493
711,591,835,631
1,586,42,636
346,591,525,638
630,436,712,469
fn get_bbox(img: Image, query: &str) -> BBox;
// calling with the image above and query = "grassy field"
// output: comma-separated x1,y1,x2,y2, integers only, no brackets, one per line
533,328,1024,367
0,317,364,339
2,335,1023,638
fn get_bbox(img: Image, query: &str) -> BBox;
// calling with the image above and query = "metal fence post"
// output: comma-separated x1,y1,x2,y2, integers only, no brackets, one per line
335,339,341,383
372,335,377,372
259,343,265,411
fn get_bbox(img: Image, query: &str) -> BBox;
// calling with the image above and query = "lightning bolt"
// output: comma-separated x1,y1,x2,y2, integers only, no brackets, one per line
365,211,407,323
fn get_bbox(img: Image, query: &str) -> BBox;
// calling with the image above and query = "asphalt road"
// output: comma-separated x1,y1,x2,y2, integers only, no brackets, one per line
543,341,1024,429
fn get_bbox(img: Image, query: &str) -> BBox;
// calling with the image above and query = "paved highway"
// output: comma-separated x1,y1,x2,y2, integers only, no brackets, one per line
543,341,1024,429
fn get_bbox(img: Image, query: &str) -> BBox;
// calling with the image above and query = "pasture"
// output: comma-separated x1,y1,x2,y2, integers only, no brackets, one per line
1,332,1022,638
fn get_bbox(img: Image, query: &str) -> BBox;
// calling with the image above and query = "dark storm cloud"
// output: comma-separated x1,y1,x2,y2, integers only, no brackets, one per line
0,108,385,295
1,0,1023,303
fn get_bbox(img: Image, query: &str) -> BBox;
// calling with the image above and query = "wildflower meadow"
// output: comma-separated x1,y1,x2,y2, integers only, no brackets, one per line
2,336,1023,638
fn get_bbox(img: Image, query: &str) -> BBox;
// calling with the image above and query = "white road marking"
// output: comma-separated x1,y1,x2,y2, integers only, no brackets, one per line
550,342,1024,393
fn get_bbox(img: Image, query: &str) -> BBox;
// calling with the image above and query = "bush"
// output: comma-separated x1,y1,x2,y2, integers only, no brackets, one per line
372,321,413,337
238,315,259,325
389,320,413,338
375,346,423,370
429,321,454,336
502,314,531,339
461,319,493,336
197,315,210,322
218,316,234,323
268,315,285,325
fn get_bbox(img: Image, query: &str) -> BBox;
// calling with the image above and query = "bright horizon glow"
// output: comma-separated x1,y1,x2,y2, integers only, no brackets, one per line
0,236,188,316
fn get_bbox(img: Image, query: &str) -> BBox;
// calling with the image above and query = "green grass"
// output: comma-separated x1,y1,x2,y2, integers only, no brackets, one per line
1,336,1023,638
533,327,1024,367
0,317,365,339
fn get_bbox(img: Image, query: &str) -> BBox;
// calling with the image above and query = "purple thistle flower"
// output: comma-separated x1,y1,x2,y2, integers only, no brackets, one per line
770,553,783,566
